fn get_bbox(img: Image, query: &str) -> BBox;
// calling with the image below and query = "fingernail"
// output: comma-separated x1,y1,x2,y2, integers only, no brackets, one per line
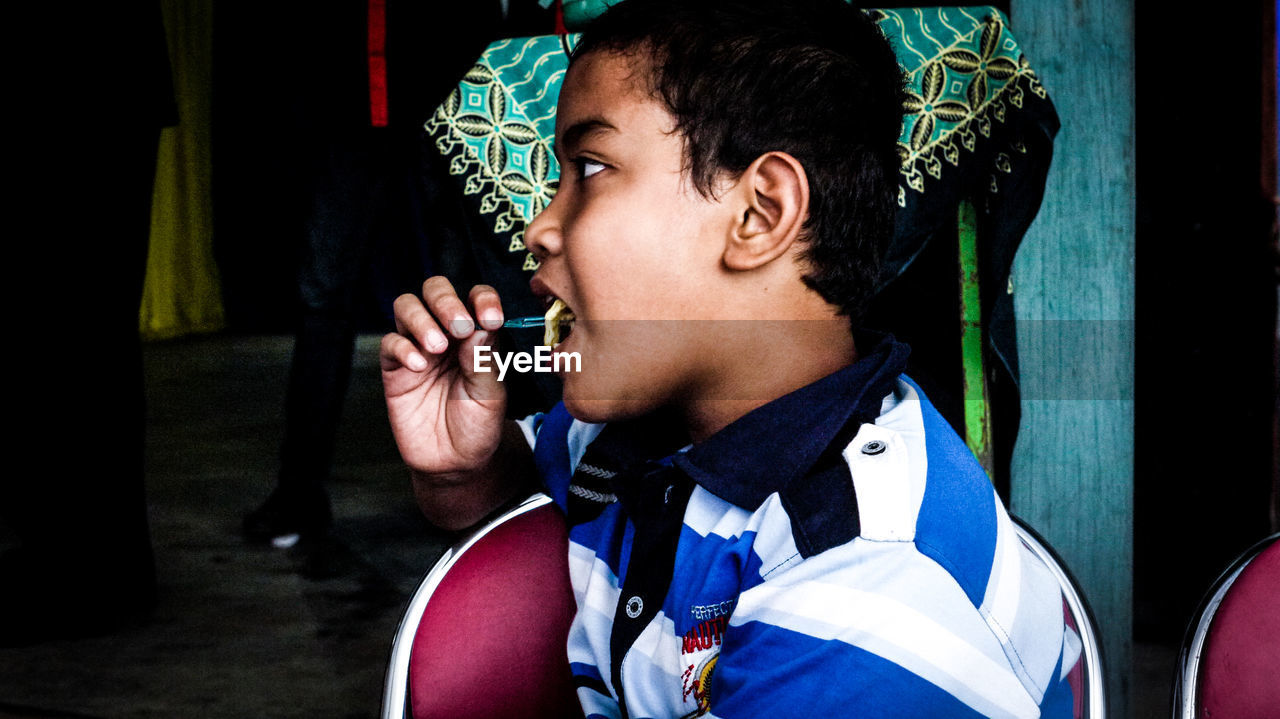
479,308,501,330
408,352,427,370
426,329,448,351
450,317,474,336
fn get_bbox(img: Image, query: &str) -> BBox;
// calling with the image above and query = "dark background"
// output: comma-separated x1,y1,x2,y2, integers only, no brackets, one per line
1132,0,1277,640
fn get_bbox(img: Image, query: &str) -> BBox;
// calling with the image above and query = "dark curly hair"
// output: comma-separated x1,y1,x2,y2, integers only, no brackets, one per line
572,0,907,320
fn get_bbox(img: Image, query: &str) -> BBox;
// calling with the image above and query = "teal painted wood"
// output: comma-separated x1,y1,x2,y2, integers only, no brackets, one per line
1006,2,1134,717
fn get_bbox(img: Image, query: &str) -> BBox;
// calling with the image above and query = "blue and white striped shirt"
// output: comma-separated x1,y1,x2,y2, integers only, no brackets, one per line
520,335,1080,718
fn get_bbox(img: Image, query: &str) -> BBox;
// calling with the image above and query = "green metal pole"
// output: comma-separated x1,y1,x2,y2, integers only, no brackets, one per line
957,200,994,480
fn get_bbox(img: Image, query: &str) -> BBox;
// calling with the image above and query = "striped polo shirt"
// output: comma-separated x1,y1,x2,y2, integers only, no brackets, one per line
519,334,1080,719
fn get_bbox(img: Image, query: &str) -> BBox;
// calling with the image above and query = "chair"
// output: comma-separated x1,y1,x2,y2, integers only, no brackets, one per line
380,493,582,719
1011,516,1108,719
1172,532,1280,719
386,502,1104,718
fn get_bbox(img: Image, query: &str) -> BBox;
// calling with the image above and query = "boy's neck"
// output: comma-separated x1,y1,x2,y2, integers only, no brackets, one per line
679,318,858,443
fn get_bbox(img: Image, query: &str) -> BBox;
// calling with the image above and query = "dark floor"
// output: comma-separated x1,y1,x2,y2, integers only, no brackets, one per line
0,332,1179,718
0,334,451,718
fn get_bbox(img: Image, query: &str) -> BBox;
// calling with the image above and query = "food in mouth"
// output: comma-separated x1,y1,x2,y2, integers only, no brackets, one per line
543,299,575,346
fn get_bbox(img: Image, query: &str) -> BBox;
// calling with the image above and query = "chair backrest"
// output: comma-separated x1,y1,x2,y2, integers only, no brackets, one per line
1172,533,1280,719
1010,516,1107,719
381,493,582,719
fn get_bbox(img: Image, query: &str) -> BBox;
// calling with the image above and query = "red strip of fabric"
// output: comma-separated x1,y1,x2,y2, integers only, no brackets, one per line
554,0,567,35
367,0,388,127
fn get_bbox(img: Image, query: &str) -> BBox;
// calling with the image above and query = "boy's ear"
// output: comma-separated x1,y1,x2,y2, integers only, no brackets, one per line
724,151,809,271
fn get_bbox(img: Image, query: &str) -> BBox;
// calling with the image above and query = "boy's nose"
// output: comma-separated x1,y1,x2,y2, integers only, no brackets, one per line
525,196,563,260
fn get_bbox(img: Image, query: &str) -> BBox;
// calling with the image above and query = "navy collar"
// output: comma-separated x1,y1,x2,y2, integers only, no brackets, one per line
582,333,910,510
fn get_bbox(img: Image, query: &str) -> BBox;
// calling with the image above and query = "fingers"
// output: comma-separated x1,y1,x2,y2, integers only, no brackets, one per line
384,277,507,371
391,277,465,356
468,284,505,331
393,292,450,359
422,276,477,338
456,329,503,398
380,331,429,373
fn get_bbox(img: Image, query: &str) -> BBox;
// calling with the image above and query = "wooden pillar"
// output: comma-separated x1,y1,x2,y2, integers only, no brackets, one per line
1007,1,1134,716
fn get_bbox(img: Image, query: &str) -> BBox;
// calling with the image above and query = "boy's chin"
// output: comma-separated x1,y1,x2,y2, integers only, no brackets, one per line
561,395,665,426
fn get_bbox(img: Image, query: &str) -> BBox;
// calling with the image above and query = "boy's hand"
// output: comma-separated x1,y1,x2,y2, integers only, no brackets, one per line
380,277,508,478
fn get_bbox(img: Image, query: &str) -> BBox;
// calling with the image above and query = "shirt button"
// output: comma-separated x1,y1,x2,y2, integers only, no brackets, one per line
861,440,887,455
625,596,644,618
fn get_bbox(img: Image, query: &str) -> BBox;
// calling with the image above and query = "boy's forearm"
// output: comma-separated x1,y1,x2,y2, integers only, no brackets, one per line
410,420,537,531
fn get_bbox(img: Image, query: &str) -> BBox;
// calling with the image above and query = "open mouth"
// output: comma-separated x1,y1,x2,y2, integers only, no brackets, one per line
543,297,576,347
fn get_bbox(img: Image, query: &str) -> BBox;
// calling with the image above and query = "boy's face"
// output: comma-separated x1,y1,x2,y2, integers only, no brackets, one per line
526,50,741,423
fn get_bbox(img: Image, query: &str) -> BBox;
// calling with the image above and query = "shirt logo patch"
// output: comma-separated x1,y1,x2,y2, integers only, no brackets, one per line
681,615,727,654
680,654,718,718
680,600,733,717
690,599,735,621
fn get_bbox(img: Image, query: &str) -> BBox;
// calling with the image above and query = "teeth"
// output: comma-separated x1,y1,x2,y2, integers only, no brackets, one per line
543,299,575,346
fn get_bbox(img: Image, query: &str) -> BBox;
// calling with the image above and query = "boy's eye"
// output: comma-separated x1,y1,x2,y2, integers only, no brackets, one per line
576,158,605,179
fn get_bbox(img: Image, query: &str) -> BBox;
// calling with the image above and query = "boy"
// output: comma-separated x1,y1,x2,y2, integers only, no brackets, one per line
382,0,1080,716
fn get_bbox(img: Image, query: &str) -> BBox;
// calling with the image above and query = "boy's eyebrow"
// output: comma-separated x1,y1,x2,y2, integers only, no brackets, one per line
554,118,618,158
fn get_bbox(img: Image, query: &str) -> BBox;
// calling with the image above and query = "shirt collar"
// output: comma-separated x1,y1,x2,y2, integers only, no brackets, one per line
581,332,910,510
672,331,909,509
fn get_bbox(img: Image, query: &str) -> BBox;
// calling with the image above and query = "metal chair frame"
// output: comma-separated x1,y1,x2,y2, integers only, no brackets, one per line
380,492,555,719
385,500,1106,719
1011,516,1108,719
1170,532,1280,719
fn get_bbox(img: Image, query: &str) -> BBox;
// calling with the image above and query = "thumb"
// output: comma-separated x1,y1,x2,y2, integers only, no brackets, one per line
455,329,505,403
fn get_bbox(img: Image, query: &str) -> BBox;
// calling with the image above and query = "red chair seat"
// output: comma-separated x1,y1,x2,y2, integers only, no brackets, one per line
1198,540,1280,719
409,500,582,719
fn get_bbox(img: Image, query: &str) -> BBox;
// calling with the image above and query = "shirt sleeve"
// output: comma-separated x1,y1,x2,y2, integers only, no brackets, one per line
704,541,1076,719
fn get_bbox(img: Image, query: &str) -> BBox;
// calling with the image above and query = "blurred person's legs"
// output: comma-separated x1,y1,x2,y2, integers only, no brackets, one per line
243,134,381,545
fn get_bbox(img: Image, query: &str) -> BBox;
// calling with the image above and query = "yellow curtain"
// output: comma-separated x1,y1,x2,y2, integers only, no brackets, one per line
140,0,224,340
